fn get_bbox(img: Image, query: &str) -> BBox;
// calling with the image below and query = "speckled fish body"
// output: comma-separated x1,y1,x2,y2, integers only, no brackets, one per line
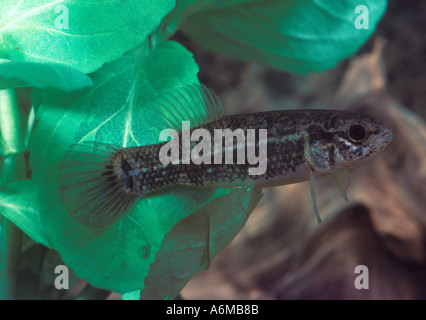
114,109,392,195
59,85,392,228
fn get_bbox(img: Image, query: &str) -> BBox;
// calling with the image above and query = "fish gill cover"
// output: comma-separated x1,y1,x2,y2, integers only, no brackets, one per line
0,0,386,299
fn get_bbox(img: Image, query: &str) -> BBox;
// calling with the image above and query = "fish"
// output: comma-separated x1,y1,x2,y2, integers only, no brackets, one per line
58,84,393,228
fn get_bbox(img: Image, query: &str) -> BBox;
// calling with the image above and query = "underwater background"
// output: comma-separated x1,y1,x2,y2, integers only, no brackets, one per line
0,0,424,300
179,0,426,299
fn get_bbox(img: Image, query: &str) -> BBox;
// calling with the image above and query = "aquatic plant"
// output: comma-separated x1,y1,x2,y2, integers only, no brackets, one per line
0,0,386,299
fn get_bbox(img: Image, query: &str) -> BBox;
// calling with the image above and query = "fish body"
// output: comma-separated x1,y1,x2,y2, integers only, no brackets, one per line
115,109,391,191
59,85,392,228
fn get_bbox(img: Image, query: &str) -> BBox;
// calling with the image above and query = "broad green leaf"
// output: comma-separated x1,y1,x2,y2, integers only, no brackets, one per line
0,180,51,247
141,187,263,300
29,40,237,294
0,60,93,91
178,0,387,74
157,0,259,41
0,0,175,73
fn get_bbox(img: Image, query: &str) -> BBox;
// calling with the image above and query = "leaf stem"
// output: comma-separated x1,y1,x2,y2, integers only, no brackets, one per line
0,89,24,154
0,89,25,300
24,104,35,149
151,6,181,48
0,209,23,300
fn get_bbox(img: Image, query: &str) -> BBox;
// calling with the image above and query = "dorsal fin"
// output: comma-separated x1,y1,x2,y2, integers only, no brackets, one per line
145,84,227,132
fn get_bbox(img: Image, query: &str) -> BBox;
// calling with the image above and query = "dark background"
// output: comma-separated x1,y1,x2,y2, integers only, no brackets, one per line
176,0,426,300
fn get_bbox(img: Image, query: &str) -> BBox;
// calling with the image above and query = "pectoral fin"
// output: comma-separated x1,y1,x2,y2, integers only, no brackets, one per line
329,169,351,203
310,174,322,224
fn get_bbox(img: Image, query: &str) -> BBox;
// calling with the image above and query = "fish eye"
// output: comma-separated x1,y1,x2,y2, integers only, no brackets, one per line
348,123,367,142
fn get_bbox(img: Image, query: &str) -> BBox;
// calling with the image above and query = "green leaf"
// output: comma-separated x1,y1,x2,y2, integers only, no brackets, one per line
0,180,51,248
178,0,387,74
29,40,215,293
0,60,93,91
0,0,175,73
157,0,259,40
122,290,141,300
141,187,263,300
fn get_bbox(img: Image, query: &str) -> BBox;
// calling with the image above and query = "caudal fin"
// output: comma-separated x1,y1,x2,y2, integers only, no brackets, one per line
58,142,138,228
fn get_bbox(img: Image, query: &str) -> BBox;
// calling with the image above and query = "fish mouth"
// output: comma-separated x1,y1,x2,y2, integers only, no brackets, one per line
375,128,393,151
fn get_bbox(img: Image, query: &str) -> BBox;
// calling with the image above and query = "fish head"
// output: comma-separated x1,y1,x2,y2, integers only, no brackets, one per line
305,111,393,173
